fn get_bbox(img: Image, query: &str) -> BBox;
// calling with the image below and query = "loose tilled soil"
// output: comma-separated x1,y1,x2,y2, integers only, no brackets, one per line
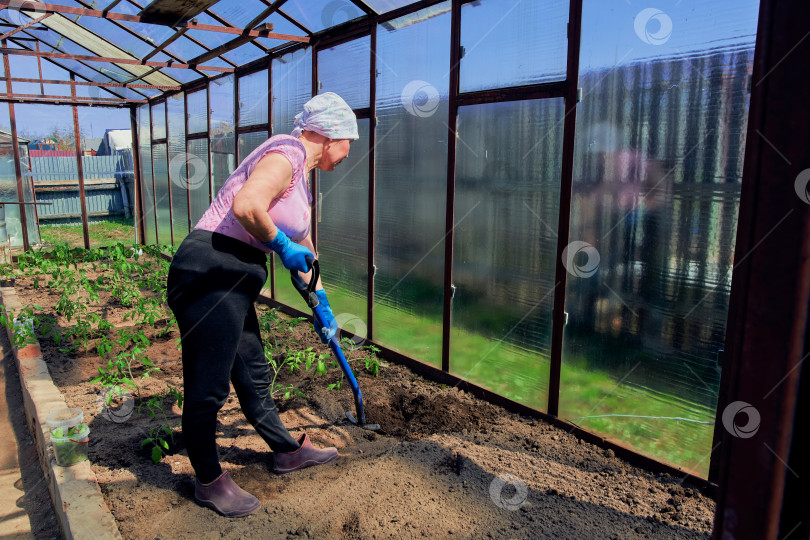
11,263,715,539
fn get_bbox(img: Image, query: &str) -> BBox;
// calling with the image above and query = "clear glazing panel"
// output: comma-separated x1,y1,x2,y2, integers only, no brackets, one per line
282,0,364,32
138,105,156,245
210,75,235,194
272,48,312,136
459,0,568,92
316,118,370,336
167,93,189,244
238,70,269,127
187,89,207,134
238,131,268,163
187,138,211,227
373,2,450,367
152,101,166,140
151,143,171,245
317,36,370,109
450,98,564,411
560,0,760,478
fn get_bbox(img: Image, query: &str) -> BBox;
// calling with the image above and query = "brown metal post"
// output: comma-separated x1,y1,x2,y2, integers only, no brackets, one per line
440,0,461,373
310,45,318,252
547,0,583,417
366,25,376,341
70,74,90,249
165,99,174,247
184,90,192,232
149,103,159,244
268,61,276,298
711,0,810,537
130,105,144,245
2,42,30,251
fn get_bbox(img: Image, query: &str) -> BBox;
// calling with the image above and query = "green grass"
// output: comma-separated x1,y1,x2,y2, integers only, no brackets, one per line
39,219,136,249
274,278,715,477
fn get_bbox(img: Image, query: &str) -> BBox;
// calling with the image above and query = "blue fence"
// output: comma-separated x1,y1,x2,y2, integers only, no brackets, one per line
27,151,135,223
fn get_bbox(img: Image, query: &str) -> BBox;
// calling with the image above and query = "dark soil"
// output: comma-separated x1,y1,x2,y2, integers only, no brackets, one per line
11,266,716,539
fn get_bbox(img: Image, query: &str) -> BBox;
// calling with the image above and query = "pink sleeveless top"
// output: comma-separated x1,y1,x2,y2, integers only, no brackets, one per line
195,135,312,251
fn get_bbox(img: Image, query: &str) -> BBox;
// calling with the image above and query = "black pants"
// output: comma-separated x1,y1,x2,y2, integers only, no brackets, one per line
166,230,300,483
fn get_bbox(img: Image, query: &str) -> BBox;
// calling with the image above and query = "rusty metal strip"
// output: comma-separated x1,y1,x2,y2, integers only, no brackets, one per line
0,76,181,91
0,47,234,72
440,0,461,373
547,0,583,417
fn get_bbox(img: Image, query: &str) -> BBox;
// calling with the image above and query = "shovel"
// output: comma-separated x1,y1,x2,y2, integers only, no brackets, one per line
290,257,380,432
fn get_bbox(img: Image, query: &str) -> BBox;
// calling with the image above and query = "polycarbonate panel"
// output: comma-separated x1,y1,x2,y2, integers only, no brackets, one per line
317,36,370,109
272,48,311,136
167,93,189,244
238,70,269,127
221,43,266,66
187,89,207,134
460,0,568,92
210,75,235,194
75,16,156,59
560,0,760,478
450,99,564,411
152,101,166,140
373,2,450,367
0,138,24,248
363,0,413,13
138,105,157,245
187,138,211,227
208,0,271,29
282,0,364,31
152,143,171,245
238,131,268,162
18,144,40,246
316,119,370,336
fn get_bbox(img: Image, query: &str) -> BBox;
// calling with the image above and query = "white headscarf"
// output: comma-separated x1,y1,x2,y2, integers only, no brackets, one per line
291,92,359,141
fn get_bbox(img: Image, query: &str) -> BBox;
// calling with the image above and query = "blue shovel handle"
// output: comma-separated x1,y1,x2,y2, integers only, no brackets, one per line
291,258,366,425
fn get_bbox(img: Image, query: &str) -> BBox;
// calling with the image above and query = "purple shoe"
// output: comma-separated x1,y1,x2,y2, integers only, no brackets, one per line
273,433,339,475
195,471,261,517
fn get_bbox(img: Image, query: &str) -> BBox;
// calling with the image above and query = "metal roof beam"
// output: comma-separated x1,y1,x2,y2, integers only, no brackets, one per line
0,92,146,104
0,47,235,72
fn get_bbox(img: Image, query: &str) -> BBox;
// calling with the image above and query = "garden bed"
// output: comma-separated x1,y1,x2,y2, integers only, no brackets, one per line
2,245,716,539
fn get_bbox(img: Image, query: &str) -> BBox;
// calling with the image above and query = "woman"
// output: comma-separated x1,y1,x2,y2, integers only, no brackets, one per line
166,92,358,518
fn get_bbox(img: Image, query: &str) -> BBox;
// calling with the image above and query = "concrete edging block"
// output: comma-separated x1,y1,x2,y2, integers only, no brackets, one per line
1,287,121,540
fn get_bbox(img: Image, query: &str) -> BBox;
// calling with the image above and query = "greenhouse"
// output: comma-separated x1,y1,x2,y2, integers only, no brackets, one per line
0,0,807,538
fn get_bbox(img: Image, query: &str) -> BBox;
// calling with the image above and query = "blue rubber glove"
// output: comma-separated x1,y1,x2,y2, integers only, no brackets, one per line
263,229,313,273
314,289,338,344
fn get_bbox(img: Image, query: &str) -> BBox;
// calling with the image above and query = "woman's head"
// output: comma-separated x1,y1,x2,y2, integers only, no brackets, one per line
292,92,357,171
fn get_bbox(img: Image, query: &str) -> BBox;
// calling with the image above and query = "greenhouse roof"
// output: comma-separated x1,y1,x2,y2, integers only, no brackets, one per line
0,0,429,104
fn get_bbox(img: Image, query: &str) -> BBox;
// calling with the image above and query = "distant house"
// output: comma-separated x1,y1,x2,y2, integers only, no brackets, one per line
81,138,102,156
29,137,59,151
28,137,74,157
96,129,132,156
